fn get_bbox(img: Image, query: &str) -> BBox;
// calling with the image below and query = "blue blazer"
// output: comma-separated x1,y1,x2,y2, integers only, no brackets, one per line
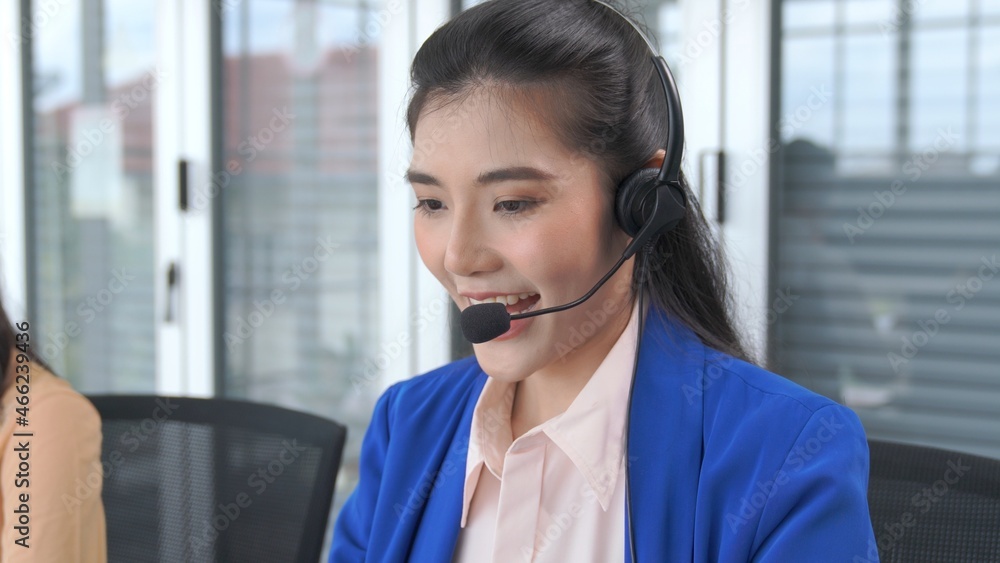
330,308,879,562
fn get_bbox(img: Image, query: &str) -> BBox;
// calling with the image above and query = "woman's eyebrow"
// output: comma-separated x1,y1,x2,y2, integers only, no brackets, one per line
475,166,557,186
405,166,557,187
404,169,440,186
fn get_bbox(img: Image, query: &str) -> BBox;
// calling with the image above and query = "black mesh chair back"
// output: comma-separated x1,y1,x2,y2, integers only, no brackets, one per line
867,439,1000,562
88,395,347,563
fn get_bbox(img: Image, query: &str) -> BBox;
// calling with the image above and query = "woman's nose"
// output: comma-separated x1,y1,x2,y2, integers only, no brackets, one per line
443,210,500,277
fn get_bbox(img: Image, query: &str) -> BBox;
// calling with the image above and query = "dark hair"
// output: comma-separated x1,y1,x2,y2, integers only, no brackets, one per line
406,0,754,364
1,296,19,388
0,292,54,389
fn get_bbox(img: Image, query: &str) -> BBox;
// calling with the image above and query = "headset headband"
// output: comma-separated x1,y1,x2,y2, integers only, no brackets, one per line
591,0,685,186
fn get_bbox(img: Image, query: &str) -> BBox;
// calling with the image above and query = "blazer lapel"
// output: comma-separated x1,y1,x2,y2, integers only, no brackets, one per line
407,370,487,561
625,308,706,562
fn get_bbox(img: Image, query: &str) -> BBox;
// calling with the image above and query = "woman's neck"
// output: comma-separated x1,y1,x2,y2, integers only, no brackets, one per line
509,306,632,440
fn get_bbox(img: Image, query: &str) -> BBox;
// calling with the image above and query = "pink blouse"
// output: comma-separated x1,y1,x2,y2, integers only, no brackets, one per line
453,304,639,562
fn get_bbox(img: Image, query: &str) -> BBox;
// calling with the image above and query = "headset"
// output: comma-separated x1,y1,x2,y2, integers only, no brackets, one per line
594,2,687,255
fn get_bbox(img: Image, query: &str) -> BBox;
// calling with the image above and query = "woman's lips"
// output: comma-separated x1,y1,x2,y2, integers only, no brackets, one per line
489,296,541,342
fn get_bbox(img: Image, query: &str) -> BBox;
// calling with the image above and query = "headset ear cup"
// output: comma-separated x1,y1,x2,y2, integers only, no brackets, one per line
615,168,660,238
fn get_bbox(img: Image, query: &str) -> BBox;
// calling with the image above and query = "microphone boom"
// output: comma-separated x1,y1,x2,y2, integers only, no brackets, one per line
459,251,631,343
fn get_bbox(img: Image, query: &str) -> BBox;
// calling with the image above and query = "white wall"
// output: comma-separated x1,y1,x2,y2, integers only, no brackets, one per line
378,0,452,389
678,0,773,359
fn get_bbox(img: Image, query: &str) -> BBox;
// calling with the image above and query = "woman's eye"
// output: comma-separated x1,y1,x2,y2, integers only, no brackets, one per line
495,200,534,215
413,199,444,215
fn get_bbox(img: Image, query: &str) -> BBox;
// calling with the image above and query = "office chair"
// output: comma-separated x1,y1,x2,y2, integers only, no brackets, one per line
88,395,347,563
867,439,1000,562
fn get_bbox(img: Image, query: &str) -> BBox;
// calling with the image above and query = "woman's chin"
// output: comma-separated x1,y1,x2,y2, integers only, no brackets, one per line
473,351,536,384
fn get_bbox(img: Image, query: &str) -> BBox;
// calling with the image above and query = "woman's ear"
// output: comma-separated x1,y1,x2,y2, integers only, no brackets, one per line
643,149,667,170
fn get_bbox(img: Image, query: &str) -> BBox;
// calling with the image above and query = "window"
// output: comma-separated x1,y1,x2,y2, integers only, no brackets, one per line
9,0,440,549
774,0,1000,459
219,0,383,523
28,0,157,393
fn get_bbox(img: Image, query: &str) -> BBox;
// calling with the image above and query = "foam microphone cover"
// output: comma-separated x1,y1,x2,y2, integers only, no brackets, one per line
460,302,511,343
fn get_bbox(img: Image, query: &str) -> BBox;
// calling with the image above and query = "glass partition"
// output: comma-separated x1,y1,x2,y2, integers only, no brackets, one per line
774,0,1000,460
29,0,157,392
219,0,382,523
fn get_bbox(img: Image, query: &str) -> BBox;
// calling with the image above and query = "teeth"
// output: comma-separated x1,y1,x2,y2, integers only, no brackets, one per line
469,292,538,306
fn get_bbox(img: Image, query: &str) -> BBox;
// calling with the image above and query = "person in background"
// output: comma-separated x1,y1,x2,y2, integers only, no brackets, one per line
0,291,106,562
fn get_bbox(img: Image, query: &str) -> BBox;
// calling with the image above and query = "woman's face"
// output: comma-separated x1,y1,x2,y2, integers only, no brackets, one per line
409,89,635,383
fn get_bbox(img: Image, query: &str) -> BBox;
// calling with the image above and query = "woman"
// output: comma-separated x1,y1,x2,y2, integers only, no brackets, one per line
0,295,107,562
331,0,877,561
